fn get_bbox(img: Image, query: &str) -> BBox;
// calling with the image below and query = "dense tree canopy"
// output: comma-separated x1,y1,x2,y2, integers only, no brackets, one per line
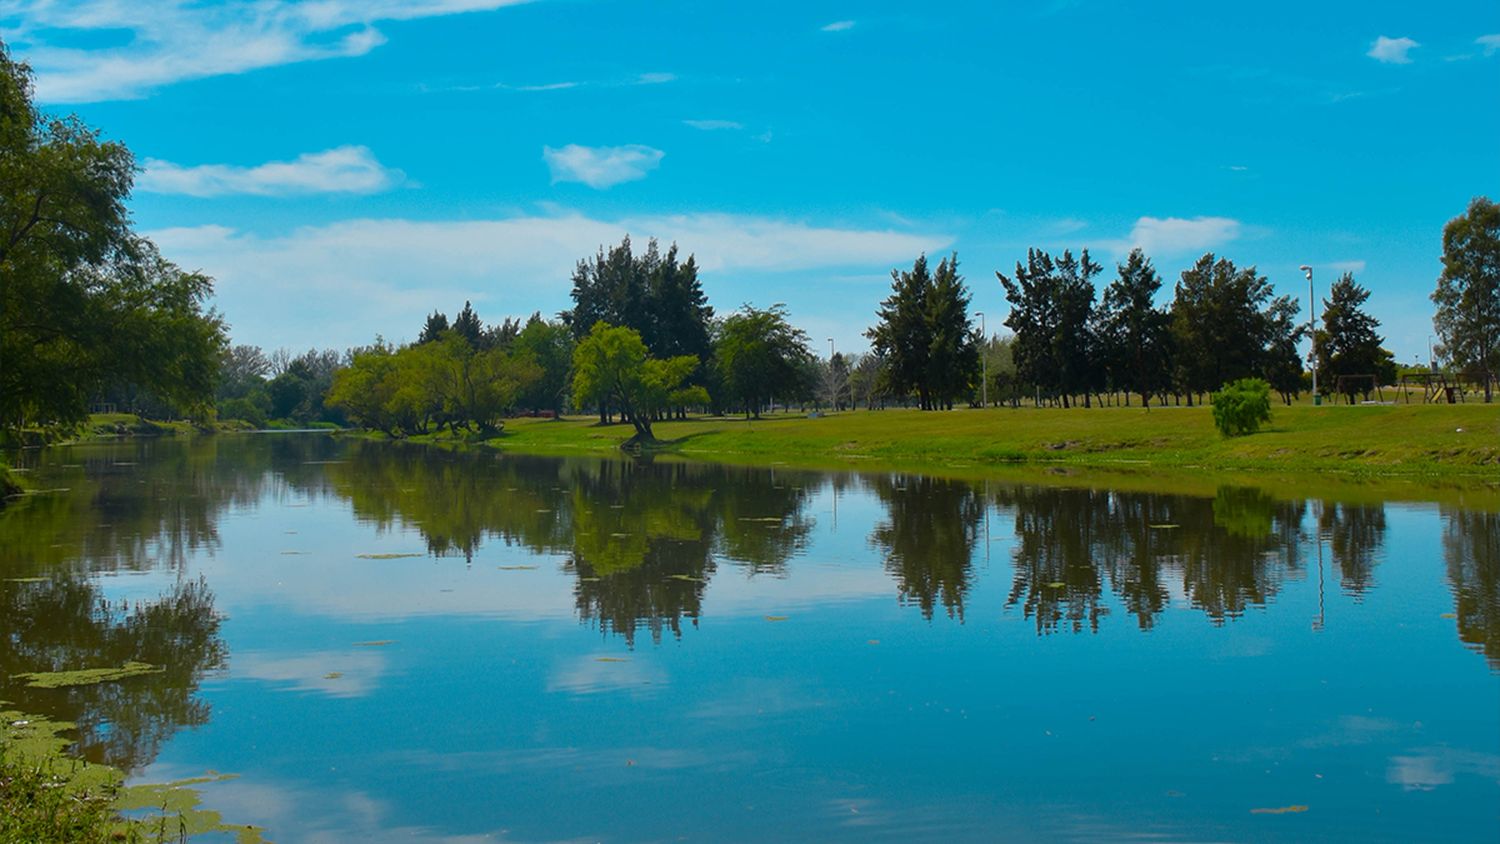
1433,196,1499,402
0,47,225,433
1318,273,1393,403
572,322,700,441
867,254,981,410
716,304,812,417
1095,249,1172,407
997,248,1100,407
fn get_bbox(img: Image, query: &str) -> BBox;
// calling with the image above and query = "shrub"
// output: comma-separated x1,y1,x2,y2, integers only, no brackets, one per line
1211,378,1272,437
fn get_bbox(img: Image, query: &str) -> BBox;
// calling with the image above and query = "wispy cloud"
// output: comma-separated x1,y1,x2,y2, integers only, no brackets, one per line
138,146,404,197
820,20,855,32
1119,216,1242,256
1367,35,1420,64
634,71,676,85
1478,34,1500,56
683,119,743,131
543,144,664,189
148,211,952,349
2,0,531,103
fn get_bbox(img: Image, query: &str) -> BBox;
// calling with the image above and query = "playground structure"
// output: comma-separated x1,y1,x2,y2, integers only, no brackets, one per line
1398,371,1467,404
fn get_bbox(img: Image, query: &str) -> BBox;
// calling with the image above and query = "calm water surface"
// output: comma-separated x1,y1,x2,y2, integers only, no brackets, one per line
2,434,1497,842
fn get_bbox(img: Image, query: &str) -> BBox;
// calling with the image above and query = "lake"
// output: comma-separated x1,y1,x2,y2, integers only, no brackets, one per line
2,434,1497,842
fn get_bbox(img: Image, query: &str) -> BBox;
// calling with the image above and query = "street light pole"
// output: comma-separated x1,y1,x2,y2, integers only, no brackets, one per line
1300,265,1318,406
976,311,987,408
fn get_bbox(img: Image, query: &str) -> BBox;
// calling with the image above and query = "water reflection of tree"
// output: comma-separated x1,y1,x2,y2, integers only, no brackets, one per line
996,485,1314,632
1443,508,1499,669
0,575,226,773
870,474,982,620
0,436,299,575
1320,502,1386,598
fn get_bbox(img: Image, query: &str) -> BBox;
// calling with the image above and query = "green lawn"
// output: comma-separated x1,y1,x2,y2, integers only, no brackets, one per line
484,402,1499,479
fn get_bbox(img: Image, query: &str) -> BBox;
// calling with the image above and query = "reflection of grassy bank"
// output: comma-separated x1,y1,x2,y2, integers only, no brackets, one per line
0,709,266,843
371,404,1500,506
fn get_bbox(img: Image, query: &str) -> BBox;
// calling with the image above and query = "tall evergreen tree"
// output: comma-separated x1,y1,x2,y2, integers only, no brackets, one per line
867,254,979,410
1169,254,1281,401
868,254,933,407
1318,273,1388,403
997,248,1099,407
417,311,449,344
452,300,483,347
997,249,1059,405
1432,196,1500,402
1097,249,1172,407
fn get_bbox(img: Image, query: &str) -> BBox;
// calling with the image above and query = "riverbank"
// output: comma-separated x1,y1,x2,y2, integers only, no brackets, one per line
470,402,1498,478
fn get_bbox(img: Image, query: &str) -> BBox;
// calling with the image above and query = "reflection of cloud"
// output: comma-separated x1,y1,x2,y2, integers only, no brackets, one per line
689,678,830,721
1387,748,1500,792
181,776,542,844
547,655,667,695
233,649,388,698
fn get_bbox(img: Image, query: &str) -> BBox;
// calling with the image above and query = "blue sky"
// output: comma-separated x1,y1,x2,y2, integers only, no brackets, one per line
2,0,1496,361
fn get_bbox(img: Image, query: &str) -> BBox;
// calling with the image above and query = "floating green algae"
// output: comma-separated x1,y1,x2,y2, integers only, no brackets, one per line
14,661,164,689
356,552,423,559
116,774,269,843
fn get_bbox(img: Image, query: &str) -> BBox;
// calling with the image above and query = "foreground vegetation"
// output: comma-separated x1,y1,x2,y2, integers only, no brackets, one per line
433,403,1500,479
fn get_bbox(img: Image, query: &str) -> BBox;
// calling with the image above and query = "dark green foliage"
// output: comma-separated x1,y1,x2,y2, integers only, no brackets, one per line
417,311,449,344
997,248,1100,407
1318,273,1390,403
0,46,225,433
1432,196,1499,402
867,253,981,410
1169,254,1299,402
1211,378,1272,437
1096,249,1172,406
514,313,575,415
451,301,483,347
716,304,812,417
564,236,713,361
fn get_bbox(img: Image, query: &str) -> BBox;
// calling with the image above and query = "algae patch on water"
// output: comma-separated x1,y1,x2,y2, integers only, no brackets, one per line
14,661,164,688
356,552,424,560
117,773,269,843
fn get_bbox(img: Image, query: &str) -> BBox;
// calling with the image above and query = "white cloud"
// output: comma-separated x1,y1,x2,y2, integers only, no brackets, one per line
2,0,531,103
1367,35,1420,64
1478,34,1500,56
146,211,952,350
138,146,404,197
1123,216,1242,256
821,20,856,32
543,144,664,189
683,119,744,131
1328,260,1367,274
634,71,676,85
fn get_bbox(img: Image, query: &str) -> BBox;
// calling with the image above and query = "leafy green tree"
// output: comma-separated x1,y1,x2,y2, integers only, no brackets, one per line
868,254,980,410
1432,197,1500,402
572,322,699,442
1,49,226,433
1318,272,1388,403
417,311,449,344
716,304,812,418
1169,254,1294,404
1211,377,1272,437
1096,249,1172,406
451,300,483,347
514,313,575,415
997,248,1099,406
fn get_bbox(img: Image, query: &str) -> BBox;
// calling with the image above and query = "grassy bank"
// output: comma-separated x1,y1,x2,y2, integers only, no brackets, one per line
473,402,1500,478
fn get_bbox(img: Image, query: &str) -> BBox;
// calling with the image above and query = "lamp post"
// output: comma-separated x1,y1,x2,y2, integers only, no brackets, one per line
1300,265,1319,406
976,311,987,408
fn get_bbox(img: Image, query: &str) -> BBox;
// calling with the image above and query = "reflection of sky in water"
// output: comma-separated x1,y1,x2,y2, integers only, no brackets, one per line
3,436,1497,843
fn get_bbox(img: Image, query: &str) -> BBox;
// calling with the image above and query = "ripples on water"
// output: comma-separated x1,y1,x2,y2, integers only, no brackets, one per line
1,434,1496,842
